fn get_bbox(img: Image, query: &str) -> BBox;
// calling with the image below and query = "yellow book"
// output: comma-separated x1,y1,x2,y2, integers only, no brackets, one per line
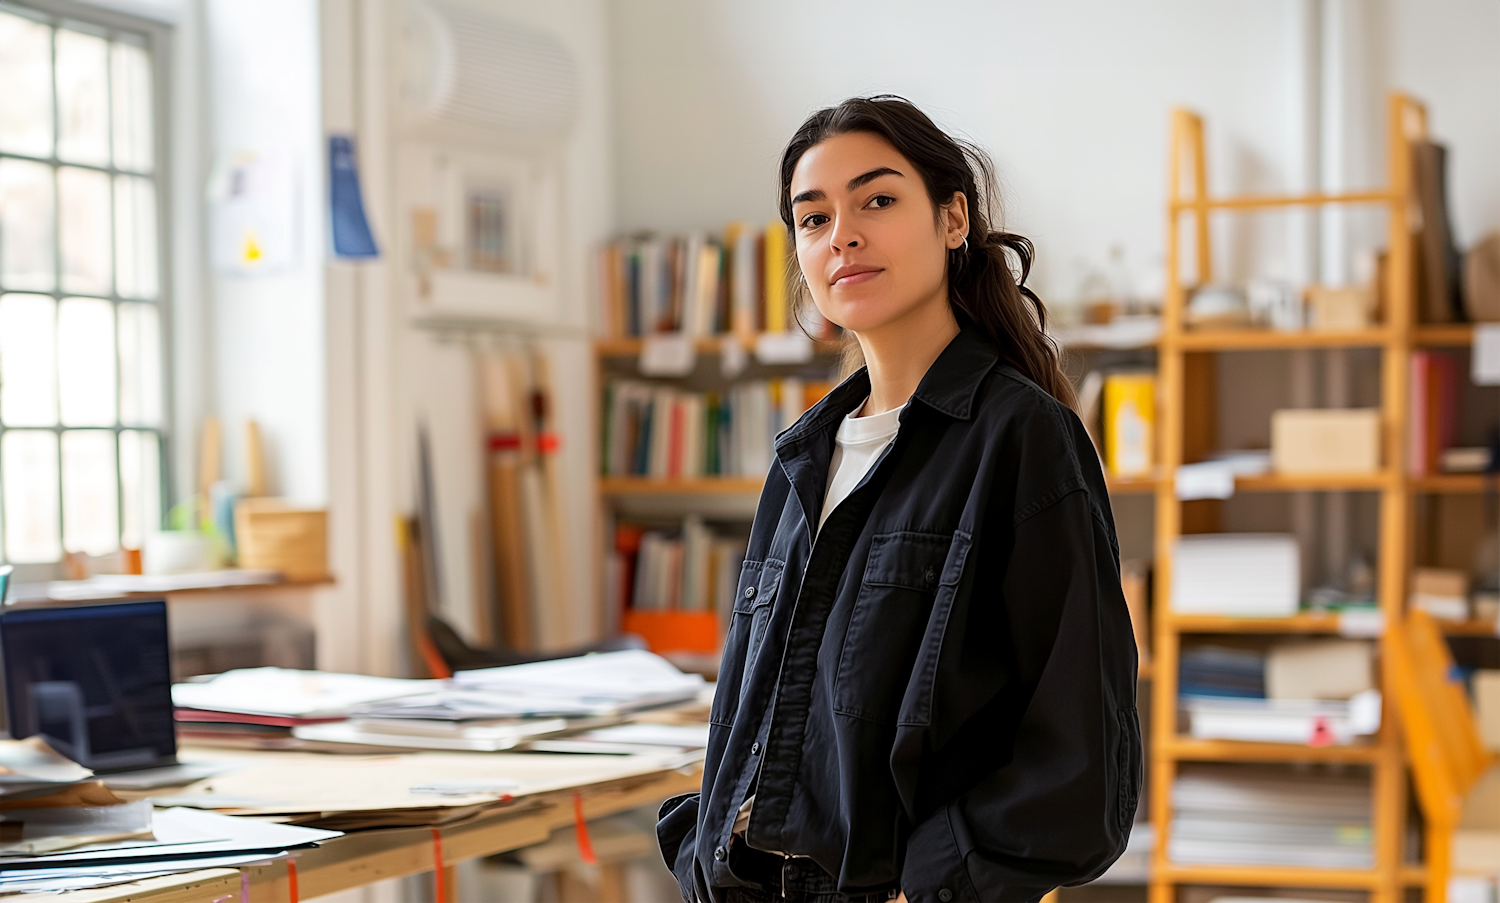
763,221,789,333
1103,373,1155,477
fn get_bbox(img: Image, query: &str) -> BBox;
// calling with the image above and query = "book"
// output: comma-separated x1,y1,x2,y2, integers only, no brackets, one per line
613,520,745,619
1408,351,1459,475
763,221,790,333
1103,372,1155,477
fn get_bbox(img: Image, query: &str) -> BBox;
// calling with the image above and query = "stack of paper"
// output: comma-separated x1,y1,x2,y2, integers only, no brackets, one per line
1171,534,1299,616
1170,764,1372,868
1183,692,1382,746
0,808,339,895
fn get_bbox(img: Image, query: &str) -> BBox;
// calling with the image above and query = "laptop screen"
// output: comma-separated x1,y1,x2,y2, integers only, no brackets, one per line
0,600,177,772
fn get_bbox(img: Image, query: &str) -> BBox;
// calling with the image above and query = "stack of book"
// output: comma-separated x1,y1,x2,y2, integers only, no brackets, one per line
1170,764,1373,868
1180,639,1381,746
598,225,838,340
601,378,831,480
1170,534,1299,616
609,518,745,619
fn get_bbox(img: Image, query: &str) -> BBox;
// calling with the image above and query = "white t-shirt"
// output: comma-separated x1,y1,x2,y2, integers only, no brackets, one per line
733,398,905,840
818,400,905,533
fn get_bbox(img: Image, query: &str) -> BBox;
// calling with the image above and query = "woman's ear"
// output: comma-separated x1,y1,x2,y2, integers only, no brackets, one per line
942,192,970,249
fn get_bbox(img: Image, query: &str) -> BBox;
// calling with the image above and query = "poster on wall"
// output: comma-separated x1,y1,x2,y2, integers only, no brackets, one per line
208,149,301,275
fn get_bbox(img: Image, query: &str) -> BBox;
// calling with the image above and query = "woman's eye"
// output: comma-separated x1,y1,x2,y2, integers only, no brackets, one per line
868,195,895,209
800,213,829,229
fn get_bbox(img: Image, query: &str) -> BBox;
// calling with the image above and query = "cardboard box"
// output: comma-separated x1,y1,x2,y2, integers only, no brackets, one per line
1305,284,1375,330
235,499,329,581
1265,638,1375,700
1411,567,1471,620
1477,670,1500,753
1271,408,1381,474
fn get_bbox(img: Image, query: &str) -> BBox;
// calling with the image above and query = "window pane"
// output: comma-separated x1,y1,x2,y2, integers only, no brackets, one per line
114,175,158,299
58,297,116,426
118,302,161,426
0,293,58,426
0,11,53,158
119,429,159,550
0,159,56,291
111,39,153,173
61,429,118,555
3,430,61,563
58,166,112,296
55,29,110,166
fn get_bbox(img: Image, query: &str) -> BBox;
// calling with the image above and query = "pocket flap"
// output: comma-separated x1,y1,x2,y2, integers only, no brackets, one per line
863,531,956,589
732,559,783,613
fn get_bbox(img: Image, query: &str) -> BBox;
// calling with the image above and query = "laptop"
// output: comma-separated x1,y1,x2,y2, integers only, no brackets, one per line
0,599,226,789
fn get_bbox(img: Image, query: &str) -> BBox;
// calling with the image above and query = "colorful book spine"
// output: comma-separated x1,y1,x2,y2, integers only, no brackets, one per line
763,221,789,333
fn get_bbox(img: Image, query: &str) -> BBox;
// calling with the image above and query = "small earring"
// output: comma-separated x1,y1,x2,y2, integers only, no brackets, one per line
960,235,969,253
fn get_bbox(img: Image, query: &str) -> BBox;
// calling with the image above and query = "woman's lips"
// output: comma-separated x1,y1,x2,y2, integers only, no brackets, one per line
832,268,882,286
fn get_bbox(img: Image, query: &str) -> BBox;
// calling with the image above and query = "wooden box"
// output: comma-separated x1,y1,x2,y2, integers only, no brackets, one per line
1271,408,1381,474
234,499,329,581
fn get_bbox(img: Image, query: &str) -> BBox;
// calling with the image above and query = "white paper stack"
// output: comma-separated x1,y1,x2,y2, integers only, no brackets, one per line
1183,691,1382,745
1170,765,1372,868
1171,534,1300,616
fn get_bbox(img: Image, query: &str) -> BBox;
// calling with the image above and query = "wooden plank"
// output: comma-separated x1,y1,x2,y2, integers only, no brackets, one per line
1169,189,1393,212
12,870,242,903
599,477,766,496
1173,328,1392,350
1163,737,1383,764
1158,863,1384,888
1168,612,1343,634
1413,324,1474,347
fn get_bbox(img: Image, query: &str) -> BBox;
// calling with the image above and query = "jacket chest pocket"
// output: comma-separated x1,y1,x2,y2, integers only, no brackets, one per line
834,531,958,723
709,558,784,726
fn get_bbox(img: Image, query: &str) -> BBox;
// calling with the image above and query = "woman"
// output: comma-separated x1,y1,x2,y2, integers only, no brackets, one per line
657,96,1141,903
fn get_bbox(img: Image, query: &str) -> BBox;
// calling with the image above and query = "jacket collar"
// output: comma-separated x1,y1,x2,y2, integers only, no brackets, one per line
774,326,998,453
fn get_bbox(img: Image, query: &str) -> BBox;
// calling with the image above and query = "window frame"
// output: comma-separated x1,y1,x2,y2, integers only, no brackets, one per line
0,0,173,578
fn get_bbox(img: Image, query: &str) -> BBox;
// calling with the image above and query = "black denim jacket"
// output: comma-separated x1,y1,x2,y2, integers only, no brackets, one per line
657,328,1142,903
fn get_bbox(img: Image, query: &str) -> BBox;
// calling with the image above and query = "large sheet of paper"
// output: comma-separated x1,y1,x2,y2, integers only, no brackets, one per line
173,668,435,717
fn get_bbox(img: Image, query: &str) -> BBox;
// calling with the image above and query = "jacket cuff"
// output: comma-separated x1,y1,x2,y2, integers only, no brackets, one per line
900,804,975,903
656,792,700,903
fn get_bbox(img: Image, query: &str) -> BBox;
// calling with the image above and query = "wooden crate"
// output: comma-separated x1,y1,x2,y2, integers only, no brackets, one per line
235,499,329,581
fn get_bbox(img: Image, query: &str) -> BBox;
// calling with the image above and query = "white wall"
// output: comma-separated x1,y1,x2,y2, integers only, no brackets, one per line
204,0,328,505
609,0,1500,302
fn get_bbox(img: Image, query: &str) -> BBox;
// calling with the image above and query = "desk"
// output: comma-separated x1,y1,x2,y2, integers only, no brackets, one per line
23,749,702,903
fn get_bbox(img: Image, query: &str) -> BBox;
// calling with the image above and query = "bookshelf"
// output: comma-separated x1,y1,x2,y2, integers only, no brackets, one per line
1146,94,1430,903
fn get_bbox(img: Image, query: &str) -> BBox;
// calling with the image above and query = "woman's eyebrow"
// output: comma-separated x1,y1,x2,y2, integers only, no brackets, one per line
791,188,826,206
847,166,903,191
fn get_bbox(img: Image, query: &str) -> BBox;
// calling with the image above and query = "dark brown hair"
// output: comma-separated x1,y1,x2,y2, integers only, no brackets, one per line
778,95,1076,409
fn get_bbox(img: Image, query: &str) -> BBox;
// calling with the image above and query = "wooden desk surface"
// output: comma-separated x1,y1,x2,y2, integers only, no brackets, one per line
22,749,704,903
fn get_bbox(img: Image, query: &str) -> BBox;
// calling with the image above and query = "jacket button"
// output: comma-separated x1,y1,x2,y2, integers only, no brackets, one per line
938,889,953,902
924,566,937,585
714,846,727,862
744,585,757,600
751,742,761,755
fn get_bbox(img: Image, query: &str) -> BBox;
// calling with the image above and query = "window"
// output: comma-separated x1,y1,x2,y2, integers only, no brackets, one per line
0,4,166,566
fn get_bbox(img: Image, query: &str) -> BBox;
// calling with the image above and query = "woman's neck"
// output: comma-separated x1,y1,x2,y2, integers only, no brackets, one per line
854,296,961,416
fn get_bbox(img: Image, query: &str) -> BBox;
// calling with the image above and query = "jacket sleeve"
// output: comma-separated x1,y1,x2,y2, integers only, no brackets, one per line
656,792,704,903
896,483,1142,903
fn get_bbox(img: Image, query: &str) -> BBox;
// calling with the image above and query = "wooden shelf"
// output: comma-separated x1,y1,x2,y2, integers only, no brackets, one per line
1169,189,1393,213
1439,618,1500,637
1168,612,1345,634
1409,472,1491,493
1172,328,1392,350
1157,863,1388,889
1234,471,1393,492
599,477,765,496
1106,474,1161,494
1163,736,1384,764
1413,324,1474,347
594,335,841,358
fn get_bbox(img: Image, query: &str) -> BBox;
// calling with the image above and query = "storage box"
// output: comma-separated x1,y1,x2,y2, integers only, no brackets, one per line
620,610,719,654
1265,639,1374,700
1305,284,1375,330
234,499,329,581
1411,567,1470,620
1171,534,1300,616
1477,670,1500,753
1271,409,1381,474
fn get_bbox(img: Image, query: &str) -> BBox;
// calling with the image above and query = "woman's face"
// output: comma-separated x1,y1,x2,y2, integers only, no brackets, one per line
788,131,967,336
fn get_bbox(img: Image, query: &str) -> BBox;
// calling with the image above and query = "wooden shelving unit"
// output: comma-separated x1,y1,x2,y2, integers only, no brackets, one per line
1147,94,1430,903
